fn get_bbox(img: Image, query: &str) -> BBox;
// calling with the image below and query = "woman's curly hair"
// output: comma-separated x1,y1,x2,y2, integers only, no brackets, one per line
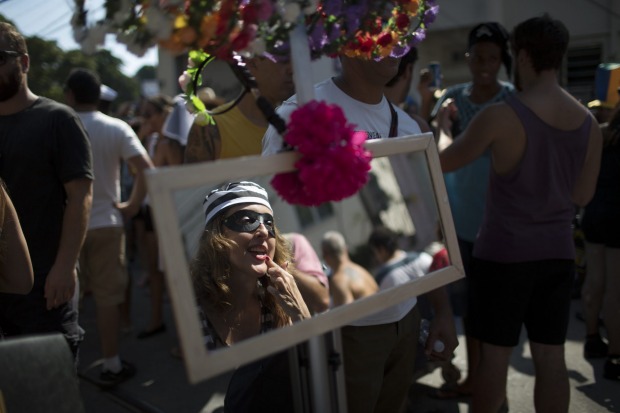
191,210,293,327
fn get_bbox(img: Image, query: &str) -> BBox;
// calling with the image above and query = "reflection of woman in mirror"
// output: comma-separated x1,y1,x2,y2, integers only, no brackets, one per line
193,181,310,347
192,181,310,412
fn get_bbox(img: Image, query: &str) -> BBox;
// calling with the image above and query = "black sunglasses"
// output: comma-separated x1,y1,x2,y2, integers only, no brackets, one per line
223,210,275,237
0,50,22,66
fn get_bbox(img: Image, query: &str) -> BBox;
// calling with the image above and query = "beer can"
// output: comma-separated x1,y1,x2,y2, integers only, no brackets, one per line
429,61,442,89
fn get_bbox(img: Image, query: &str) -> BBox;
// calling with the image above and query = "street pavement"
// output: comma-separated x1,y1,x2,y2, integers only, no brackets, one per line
77,270,619,413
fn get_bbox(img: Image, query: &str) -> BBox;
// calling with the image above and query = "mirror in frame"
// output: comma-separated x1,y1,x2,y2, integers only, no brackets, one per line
145,133,464,384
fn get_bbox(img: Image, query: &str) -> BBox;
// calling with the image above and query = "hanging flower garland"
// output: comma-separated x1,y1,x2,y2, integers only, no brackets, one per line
271,101,372,206
71,0,279,58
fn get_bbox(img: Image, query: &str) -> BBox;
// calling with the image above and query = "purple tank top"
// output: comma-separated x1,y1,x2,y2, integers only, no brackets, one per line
473,96,591,262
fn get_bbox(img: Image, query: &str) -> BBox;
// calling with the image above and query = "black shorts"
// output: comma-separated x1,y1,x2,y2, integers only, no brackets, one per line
468,258,574,347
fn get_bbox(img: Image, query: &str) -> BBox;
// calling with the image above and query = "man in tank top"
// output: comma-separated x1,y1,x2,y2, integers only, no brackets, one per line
438,15,602,413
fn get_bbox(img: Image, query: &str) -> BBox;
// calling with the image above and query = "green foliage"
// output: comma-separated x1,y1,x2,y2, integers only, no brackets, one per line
0,13,146,111
25,35,141,110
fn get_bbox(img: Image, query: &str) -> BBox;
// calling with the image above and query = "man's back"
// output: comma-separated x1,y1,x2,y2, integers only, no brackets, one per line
330,261,378,306
77,111,145,229
474,91,592,262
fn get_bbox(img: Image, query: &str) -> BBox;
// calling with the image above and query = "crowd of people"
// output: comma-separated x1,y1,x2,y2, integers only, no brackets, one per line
0,10,618,413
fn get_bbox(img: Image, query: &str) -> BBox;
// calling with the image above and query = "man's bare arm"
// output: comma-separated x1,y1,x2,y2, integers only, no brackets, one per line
184,122,221,163
44,178,92,309
572,117,602,206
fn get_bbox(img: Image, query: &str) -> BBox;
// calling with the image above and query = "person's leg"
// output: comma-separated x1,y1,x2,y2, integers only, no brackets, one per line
141,229,165,335
373,306,420,413
98,303,121,358
459,332,480,392
138,206,166,337
603,247,620,381
529,341,569,413
88,227,130,370
341,324,395,413
472,342,512,413
458,239,477,393
603,247,620,355
525,259,574,410
468,259,531,410
582,242,606,337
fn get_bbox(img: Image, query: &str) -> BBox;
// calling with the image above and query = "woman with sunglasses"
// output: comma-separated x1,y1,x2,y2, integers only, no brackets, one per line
193,181,310,412
193,181,310,347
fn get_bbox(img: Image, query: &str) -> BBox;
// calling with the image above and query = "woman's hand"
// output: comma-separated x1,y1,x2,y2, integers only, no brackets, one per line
264,257,312,322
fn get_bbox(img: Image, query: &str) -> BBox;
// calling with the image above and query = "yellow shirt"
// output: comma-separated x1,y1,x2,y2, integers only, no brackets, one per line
215,105,267,159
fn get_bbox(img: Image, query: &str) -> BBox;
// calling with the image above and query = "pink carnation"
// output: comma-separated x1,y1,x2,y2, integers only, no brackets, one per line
272,101,372,206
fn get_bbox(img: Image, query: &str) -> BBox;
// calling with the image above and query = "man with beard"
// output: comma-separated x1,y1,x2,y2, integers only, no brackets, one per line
438,15,602,412
0,22,93,360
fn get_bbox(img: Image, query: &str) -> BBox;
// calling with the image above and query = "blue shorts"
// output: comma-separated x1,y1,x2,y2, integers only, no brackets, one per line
468,258,574,347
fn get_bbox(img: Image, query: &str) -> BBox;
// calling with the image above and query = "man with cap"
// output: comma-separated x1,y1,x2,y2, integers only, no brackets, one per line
98,84,117,115
65,67,154,386
426,21,516,398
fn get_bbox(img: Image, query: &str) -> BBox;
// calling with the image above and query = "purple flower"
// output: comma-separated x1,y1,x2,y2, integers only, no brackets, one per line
410,28,426,46
309,21,328,50
322,0,343,16
424,5,439,25
390,45,409,58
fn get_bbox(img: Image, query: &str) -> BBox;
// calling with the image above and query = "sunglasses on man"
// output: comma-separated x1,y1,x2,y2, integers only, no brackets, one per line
0,50,22,66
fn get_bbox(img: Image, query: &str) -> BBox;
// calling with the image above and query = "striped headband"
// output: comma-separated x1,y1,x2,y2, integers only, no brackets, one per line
203,181,272,227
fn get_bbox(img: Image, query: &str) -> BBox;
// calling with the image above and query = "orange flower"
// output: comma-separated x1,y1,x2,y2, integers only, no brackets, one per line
403,0,420,15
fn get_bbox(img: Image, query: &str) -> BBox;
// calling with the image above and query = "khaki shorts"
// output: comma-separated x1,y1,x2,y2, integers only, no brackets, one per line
79,227,128,306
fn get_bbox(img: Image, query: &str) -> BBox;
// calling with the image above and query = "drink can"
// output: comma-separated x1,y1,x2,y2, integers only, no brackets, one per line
429,61,442,89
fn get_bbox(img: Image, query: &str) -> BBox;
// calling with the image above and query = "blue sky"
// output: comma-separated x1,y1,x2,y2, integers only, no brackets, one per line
0,0,158,76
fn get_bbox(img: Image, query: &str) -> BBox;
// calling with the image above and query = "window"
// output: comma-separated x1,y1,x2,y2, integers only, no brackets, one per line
294,203,334,229
565,45,602,104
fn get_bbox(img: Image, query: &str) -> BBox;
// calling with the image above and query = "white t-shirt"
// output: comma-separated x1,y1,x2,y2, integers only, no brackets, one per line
349,251,432,326
262,78,422,155
263,78,426,325
78,111,147,230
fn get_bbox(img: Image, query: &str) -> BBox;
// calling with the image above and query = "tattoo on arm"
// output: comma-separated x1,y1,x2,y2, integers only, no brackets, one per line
185,123,221,163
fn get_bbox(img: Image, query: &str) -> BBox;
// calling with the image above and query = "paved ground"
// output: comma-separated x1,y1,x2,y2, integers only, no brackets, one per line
77,270,619,413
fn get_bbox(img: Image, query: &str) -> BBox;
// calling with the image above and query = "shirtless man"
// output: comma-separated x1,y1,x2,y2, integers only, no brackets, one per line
439,15,602,413
321,231,378,306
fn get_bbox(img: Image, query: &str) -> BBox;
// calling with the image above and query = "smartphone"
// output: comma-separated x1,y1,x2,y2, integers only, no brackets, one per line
429,61,442,89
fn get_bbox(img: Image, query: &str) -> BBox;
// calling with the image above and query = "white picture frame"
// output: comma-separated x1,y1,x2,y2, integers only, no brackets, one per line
145,133,464,384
